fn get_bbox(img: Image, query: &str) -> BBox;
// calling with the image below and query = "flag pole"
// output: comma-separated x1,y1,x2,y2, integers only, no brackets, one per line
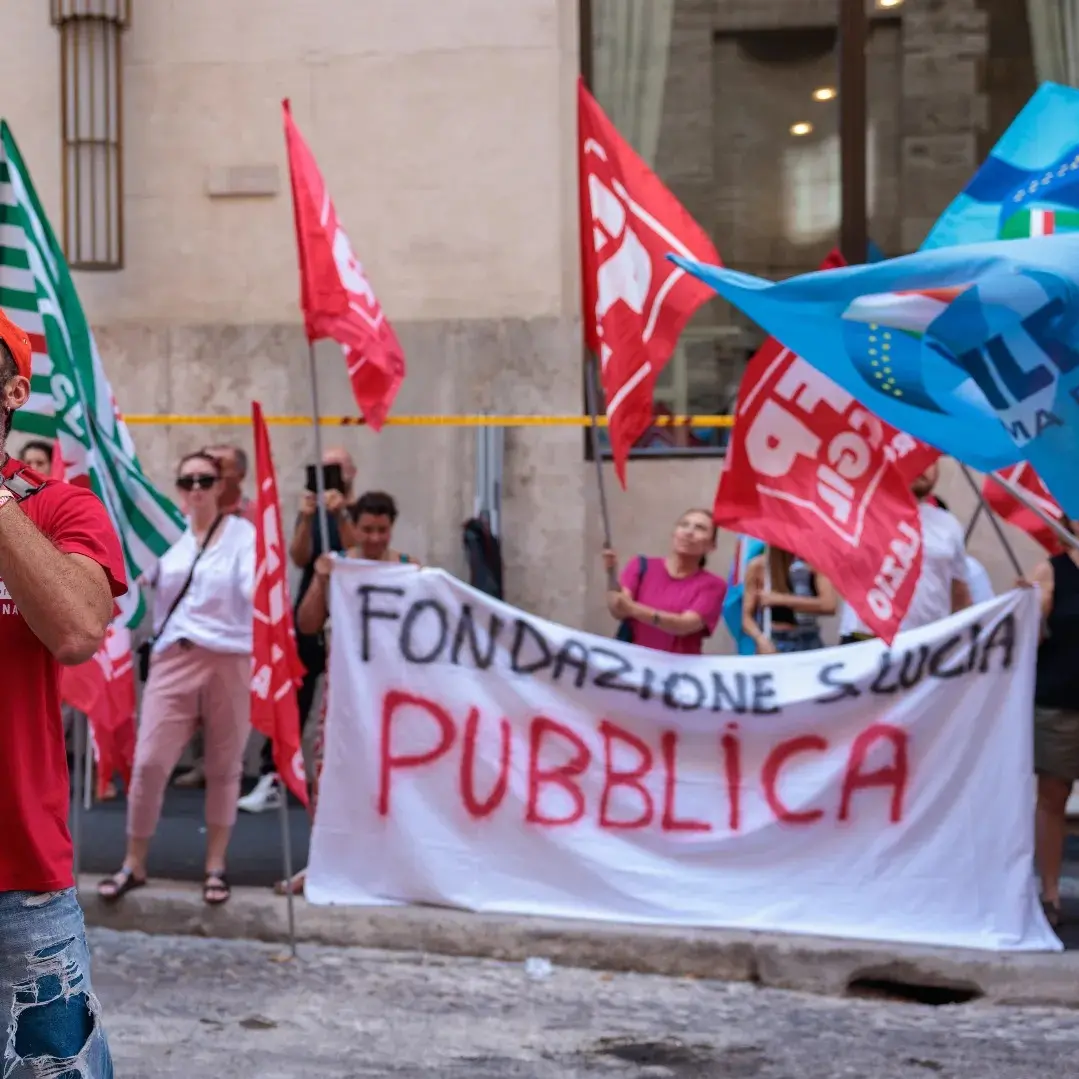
70,711,85,887
984,469,1079,554
963,500,984,545
584,354,618,591
958,465,1023,576
306,342,332,554
277,793,298,959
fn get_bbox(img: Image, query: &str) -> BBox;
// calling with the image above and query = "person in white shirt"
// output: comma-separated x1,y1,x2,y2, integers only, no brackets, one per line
839,461,973,642
965,554,995,606
98,451,255,907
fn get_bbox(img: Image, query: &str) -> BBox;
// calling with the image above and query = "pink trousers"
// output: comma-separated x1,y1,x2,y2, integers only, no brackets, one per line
127,641,251,839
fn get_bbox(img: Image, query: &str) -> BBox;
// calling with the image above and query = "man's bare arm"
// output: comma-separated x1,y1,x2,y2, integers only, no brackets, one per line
0,503,113,664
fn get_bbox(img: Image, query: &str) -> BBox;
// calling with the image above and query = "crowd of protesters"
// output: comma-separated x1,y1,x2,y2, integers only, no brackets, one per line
17,433,1078,933
600,458,1079,934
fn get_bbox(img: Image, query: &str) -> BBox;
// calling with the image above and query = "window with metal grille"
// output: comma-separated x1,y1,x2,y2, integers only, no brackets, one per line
51,0,130,270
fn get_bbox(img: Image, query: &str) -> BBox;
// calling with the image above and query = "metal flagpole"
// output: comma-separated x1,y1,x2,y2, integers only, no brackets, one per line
70,712,85,887
306,342,332,553
963,500,984,545
984,469,1079,554
84,720,94,810
585,354,619,591
277,795,298,959
958,465,1024,576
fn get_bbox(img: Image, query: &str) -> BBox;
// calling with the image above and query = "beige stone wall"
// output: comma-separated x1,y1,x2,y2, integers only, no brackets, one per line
0,0,589,628
0,0,1045,651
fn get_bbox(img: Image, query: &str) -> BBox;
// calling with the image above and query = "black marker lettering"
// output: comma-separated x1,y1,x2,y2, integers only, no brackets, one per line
357,585,405,663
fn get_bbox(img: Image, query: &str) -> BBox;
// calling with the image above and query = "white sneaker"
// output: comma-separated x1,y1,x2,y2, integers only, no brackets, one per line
237,773,284,814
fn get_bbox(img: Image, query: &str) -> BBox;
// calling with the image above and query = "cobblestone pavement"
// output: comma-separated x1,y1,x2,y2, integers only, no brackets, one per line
89,929,1079,1078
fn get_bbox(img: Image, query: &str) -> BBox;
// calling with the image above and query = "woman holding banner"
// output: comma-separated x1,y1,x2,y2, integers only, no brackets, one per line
1030,516,1079,930
602,508,726,656
741,547,836,654
272,491,418,895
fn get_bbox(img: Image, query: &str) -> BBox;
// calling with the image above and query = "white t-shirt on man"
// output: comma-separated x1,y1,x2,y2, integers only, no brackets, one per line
965,555,995,605
840,501,969,637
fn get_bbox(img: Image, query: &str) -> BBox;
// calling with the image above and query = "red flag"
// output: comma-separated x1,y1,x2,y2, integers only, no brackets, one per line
983,463,1064,555
578,79,720,485
746,250,941,487
250,401,308,805
282,99,405,430
61,625,136,798
717,337,926,643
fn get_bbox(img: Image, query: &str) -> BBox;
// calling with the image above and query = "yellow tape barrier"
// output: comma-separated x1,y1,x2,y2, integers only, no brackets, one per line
119,413,736,429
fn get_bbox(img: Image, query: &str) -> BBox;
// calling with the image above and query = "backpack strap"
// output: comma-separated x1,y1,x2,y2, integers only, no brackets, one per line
0,467,47,502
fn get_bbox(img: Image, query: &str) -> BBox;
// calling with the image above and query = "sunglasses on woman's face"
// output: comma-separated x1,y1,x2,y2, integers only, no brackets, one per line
176,473,217,492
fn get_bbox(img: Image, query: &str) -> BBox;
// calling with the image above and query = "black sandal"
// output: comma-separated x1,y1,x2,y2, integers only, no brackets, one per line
97,867,147,903
203,871,231,906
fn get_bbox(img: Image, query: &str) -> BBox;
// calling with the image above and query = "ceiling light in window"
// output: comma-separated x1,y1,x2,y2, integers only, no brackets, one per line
790,122,813,137
878,0,903,8
812,87,837,102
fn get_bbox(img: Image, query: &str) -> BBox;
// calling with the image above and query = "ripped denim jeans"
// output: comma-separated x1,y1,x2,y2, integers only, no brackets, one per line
0,888,112,1078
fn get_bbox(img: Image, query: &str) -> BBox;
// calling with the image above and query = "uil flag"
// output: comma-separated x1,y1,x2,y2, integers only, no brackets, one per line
578,79,720,484
922,83,1079,251
282,100,405,430
251,401,308,806
716,337,933,643
674,233,1079,518
983,463,1065,555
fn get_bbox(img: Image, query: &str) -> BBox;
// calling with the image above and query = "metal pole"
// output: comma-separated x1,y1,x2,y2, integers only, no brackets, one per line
985,470,1079,554
84,720,94,811
838,0,868,265
278,793,299,959
71,711,85,888
958,465,1024,577
585,354,619,591
964,500,985,545
306,342,331,553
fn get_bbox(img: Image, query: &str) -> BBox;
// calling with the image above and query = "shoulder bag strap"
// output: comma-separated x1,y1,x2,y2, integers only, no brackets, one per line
630,554,648,599
154,514,225,640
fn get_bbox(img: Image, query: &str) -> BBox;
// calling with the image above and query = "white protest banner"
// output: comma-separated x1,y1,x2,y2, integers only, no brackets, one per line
307,563,1058,952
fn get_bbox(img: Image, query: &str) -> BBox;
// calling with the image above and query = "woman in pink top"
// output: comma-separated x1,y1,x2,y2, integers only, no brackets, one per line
602,508,727,655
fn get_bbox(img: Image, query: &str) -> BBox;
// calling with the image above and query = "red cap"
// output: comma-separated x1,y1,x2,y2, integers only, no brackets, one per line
0,308,32,381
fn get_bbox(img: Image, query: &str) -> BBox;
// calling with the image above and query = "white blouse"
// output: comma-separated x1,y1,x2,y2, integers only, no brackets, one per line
151,515,256,655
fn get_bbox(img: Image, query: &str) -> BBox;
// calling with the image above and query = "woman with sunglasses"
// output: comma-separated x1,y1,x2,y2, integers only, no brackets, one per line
98,452,256,907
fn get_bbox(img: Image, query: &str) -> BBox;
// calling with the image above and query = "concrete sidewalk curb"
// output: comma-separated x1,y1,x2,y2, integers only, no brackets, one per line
78,876,1079,1007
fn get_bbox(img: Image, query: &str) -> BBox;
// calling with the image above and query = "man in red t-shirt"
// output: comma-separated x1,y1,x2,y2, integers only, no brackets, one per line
0,310,125,1078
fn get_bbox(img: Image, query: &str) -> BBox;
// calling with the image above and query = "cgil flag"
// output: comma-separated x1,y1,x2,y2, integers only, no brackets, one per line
282,100,405,430
982,462,1065,555
578,79,720,484
250,401,308,806
0,121,184,627
672,232,1079,519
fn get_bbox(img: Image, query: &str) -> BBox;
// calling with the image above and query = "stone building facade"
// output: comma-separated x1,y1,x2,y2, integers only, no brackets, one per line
0,0,1047,648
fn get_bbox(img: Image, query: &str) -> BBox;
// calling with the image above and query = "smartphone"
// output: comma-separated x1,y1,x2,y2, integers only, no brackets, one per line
305,463,344,494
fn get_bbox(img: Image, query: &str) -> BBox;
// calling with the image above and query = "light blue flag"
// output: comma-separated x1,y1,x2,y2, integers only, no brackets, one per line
723,535,765,655
672,233,1079,517
923,82,1079,251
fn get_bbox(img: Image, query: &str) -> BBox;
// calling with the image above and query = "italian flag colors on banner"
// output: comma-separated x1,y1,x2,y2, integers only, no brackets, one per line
0,121,183,626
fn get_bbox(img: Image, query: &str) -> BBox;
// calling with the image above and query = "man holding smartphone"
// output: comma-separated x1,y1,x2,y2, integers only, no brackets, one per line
238,446,359,813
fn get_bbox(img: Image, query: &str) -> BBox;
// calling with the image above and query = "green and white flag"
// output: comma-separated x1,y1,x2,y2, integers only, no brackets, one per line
0,120,183,627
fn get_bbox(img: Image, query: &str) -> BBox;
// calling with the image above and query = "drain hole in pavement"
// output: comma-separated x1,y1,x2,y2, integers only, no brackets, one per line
847,977,983,1006
591,1038,714,1068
